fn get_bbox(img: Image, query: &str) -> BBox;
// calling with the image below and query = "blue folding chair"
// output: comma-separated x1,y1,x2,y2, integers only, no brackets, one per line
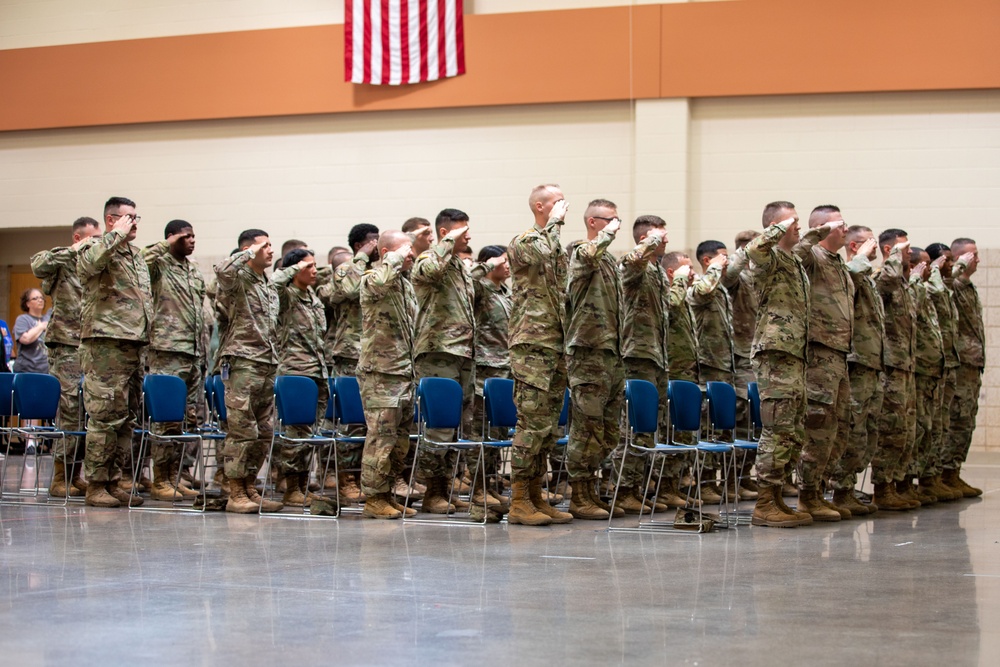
608,379,706,533
482,377,515,500
748,381,762,439
404,377,493,526
668,380,736,526
130,374,207,512
259,375,339,518
706,381,759,525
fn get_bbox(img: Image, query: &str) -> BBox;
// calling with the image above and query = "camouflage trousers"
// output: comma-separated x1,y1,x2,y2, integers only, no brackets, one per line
935,366,958,473
80,338,144,483
752,350,806,487
830,363,883,490
872,366,916,484
510,344,566,482
611,357,670,489
46,343,85,461
472,365,510,478
221,356,276,480
945,364,982,470
358,371,414,495
910,372,943,478
330,356,364,470
799,344,851,491
566,348,625,481
414,352,475,479
276,375,330,476
147,349,203,467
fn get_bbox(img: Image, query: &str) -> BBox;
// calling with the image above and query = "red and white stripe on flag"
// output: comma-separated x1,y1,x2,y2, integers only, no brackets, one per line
345,0,466,85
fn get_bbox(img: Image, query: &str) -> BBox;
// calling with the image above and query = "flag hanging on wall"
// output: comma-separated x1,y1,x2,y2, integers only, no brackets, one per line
345,1,466,85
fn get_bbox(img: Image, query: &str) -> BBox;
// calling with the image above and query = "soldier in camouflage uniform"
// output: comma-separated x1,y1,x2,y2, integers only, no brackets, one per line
871,230,920,509
143,219,206,501
746,201,813,528
906,249,947,505
214,229,283,513
922,243,965,500
688,240,735,503
77,197,153,508
31,216,103,498
943,238,985,497
358,231,418,519
411,209,479,515
272,248,332,507
316,224,378,501
612,215,670,515
506,185,573,526
792,206,853,521
564,199,625,521
470,245,513,520
828,226,884,515
660,252,699,506
726,230,761,500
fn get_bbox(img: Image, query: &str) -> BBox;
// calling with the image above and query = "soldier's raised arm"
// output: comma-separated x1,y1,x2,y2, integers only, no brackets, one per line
745,219,791,268
363,248,410,301
77,218,133,282
668,265,691,307
687,254,726,305
214,241,264,293
507,199,568,268
721,245,750,289
876,241,909,294
412,226,466,284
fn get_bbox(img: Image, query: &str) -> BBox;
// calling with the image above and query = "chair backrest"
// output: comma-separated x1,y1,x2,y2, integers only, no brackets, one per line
705,381,738,431
333,376,365,426
204,376,215,415
558,387,570,427
274,375,321,427
667,380,703,433
325,377,335,421
212,374,228,422
625,379,659,435
418,377,463,431
483,378,517,430
12,372,61,421
0,372,14,418
748,381,762,430
143,374,189,424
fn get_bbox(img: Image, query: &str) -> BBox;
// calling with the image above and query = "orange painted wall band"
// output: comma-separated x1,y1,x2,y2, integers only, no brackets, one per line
1,0,997,132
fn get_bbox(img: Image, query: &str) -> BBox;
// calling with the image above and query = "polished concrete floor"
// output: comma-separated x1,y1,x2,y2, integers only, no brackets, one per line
1,456,998,666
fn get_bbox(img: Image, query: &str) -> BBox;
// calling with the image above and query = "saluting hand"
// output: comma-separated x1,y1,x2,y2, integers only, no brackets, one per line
857,237,878,260
359,238,379,257
445,226,469,242
112,214,135,238
604,217,622,235
550,199,569,224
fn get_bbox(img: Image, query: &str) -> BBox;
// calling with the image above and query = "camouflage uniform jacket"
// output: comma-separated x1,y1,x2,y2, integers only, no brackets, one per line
746,223,810,360
273,266,329,379
620,235,670,370
143,240,206,357
359,253,416,377
909,273,944,378
214,249,279,364
507,218,568,353
471,261,511,369
30,240,94,347
845,254,886,371
412,237,476,360
667,273,699,374
793,226,854,354
951,258,985,369
723,246,758,360
77,230,153,342
316,250,370,361
565,229,623,354
874,246,916,372
926,266,960,370
687,262,734,372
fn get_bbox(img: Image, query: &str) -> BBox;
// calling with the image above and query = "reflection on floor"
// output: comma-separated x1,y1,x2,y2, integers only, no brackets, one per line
0,457,997,666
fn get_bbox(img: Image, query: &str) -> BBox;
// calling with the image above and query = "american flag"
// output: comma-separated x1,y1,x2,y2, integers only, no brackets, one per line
345,0,466,85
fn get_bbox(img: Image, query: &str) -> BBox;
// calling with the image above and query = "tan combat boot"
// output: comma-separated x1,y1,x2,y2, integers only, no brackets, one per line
773,491,813,524
470,478,509,515
108,481,144,507
728,478,758,501
339,472,366,503
506,480,553,526
896,480,924,508
796,489,841,522
225,477,258,513
616,488,654,515
48,460,83,498
362,493,403,519
71,461,89,493
656,477,695,509
751,485,811,528
832,488,871,516
84,482,121,508
569,478,609,520
150,464,185,501
947,468,983,498
931,474,961,501
170,462,200,498
244,475,284,512
392,476,424,502
585,478,625,518
281,474,308,507
873,481,911,511
529,477,573,523
818,493,851,519
386,494,417,518
420,477,456,514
